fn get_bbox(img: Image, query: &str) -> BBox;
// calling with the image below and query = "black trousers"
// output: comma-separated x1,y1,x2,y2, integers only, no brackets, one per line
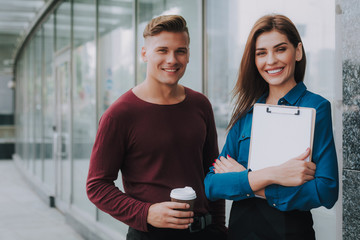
228,198,315,240
126,224,227,240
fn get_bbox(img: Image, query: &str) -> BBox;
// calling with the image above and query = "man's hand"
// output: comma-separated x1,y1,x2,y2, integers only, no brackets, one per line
147,202,194,229
213,155,246,173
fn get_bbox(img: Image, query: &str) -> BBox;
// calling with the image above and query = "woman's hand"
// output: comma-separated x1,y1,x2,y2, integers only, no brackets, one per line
272,148,316,186
248,148,316,192
213,155,246,173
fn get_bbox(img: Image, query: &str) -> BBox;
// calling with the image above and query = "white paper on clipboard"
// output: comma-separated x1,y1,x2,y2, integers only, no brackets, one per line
248,103,316,171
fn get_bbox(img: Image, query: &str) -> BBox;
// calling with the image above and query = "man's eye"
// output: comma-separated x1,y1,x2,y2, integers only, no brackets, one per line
177,50,187,54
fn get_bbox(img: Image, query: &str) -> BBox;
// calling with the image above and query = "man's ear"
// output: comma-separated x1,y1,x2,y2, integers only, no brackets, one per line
187,48,190,63
296,42,303,62
141,46,147,62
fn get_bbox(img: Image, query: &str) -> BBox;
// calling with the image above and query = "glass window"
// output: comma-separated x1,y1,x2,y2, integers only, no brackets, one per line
43,15,55,190
72,0,97,215
55,0,71,51
206,0,242,143
52,0,72,208
15,55,25,162
23,49,29,166
55,50,71,204
27,40,35,172
206,1,337,239
98,0,135,116
137,0,203,92
34,30,43,179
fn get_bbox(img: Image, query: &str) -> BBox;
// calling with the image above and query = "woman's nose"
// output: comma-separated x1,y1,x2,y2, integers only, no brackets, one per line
266,52,277,65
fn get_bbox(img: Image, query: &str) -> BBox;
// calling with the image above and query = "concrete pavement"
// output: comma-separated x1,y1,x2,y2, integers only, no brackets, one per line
0,160,84,240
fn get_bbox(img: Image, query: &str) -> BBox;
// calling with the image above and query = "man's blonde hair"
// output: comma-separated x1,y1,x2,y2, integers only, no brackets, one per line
143,15,190,43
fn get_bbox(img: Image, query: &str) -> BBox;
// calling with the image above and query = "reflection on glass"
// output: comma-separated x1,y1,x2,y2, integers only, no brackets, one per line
72,0,96,215
27,40,35,171
137,0,202,91
34,30,43,178
55,0,71,51
99,0,134,114
15,56,25,162
43,15,55,189
206,0,241,130
57,59,71,202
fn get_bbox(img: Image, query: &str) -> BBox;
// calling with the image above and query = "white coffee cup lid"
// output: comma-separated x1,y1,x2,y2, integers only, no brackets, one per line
170,186,196,200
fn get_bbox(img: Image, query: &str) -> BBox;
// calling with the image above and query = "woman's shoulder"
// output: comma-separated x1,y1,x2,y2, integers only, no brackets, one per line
228,109,253,136
301,90,330,108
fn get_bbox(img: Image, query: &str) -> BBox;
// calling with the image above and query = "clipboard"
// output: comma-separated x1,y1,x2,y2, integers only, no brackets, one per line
248,103,316,171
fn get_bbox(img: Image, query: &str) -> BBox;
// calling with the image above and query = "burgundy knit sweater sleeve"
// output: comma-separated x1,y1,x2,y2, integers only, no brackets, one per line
86,112,151,232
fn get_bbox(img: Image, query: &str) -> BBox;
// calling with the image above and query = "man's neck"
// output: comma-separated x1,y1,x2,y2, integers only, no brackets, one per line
132,81,186,105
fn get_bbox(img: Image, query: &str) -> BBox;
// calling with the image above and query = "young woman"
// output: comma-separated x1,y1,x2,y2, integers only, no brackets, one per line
204,14,338,239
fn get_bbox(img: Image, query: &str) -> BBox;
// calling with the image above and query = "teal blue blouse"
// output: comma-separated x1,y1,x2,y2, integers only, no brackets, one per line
204,82,339,211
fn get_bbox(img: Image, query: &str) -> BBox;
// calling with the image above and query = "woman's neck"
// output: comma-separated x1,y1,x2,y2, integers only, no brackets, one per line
266,81,296,105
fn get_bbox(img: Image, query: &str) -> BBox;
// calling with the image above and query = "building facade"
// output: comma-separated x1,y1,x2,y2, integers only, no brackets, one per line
339,0,360,238
12,0,359,239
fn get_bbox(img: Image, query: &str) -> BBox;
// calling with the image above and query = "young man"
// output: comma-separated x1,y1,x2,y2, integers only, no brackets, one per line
86,15,226,240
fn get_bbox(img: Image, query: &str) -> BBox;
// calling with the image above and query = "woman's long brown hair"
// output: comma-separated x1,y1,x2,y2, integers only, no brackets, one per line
228,14,307,130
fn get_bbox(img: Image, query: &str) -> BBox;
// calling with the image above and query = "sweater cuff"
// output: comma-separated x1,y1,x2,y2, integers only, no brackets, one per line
141,203,152,232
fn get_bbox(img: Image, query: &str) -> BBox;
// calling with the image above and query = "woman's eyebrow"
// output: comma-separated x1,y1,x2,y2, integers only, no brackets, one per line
273,42,288,48
256,42,288,51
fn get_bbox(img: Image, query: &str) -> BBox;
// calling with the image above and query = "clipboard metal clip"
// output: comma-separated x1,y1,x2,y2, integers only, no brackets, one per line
266,106,300,115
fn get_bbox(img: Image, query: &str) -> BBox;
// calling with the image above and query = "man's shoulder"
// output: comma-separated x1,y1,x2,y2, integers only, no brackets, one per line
103,89,138,119
185,87,212,106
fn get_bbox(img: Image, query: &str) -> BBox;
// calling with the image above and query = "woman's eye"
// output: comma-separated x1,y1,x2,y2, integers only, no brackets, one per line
256,51,266,56
277,47,286,52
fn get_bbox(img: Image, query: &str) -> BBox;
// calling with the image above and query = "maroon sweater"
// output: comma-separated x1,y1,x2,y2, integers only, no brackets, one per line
86,87,225,232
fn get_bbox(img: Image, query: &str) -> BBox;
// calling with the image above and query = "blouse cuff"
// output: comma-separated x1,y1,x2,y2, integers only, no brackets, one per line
265,184,281,208
241,169,255,199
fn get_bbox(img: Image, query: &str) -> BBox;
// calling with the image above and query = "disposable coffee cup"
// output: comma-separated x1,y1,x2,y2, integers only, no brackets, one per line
170,186,197,211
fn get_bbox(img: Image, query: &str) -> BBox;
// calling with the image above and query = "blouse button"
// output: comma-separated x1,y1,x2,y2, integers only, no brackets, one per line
246,194,250,197
273,203,276,207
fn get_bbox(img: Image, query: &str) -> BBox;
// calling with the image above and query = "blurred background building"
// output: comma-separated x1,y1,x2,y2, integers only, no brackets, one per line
0,0,358,239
